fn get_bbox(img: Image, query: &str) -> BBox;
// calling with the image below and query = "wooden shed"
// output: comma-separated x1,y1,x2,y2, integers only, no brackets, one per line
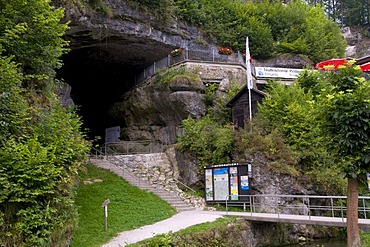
226,85,267,129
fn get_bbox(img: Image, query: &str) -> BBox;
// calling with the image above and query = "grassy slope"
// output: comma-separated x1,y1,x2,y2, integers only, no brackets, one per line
70,163,176,247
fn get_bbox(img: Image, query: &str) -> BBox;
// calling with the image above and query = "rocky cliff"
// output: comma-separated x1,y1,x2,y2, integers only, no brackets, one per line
111,62,248,144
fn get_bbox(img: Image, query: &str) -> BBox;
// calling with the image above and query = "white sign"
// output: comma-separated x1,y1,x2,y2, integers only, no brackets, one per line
105,126,120,143
255,67,303,79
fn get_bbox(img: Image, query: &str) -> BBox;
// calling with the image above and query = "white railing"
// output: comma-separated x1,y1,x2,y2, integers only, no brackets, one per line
225,194,370,221
103,141,163,155
134,48,249,85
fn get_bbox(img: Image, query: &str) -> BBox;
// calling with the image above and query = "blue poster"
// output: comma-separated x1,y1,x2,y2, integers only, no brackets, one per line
240,175,249,190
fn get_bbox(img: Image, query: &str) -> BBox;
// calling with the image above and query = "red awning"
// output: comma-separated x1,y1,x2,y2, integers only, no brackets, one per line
314,59,346,70
360,62,370,72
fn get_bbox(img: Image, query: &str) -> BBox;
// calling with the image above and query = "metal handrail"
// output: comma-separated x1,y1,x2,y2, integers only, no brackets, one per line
90,147,143,185
174,178,196,193
91,147,194,198
134,48,254,85
103,141,164,155
224,194,370,221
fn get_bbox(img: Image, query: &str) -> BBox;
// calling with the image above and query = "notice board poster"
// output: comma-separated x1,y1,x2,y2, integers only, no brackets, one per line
240,175,249,190
214,168,229,201
205,169,214,201
230,167,238,200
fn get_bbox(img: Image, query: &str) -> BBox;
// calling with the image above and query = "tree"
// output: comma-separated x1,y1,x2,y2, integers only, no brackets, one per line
0,0,90,245
317,64,370,247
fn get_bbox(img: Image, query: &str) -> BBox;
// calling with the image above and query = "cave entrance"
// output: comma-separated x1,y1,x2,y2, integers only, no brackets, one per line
57,36,174,144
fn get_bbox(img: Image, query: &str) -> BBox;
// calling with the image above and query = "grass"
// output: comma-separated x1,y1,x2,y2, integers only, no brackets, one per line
70,163,177,247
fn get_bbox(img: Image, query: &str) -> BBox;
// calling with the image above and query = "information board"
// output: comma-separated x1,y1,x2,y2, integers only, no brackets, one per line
204,163,251,202
230,167,238,200
205,169,214,201
213,168,229,201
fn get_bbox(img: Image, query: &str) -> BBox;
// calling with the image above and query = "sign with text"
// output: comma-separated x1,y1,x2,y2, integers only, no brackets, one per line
205,169,214,201
204,163,250,202
213,168,229,201
255,67,303,79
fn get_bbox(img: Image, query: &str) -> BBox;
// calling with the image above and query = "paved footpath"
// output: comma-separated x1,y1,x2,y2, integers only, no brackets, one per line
101,210,224,247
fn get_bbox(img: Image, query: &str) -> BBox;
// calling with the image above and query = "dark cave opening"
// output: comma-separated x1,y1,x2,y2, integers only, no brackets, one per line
58,47,138,143
57,39,174,144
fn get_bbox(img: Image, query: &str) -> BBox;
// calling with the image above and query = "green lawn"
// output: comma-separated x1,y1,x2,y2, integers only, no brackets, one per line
70,163,177,247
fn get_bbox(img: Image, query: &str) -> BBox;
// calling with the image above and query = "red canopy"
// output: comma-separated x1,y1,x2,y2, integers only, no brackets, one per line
360,62,370,72
314,58,346,70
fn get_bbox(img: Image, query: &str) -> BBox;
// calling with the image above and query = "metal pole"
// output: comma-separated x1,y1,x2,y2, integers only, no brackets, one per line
308,197,311,220
340,199,344,222
250,195,253,216
226,195,228,215
331,198,334,217
363,198,366,219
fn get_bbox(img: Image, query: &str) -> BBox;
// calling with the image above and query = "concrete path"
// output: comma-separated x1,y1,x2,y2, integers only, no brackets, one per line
101,210,223,247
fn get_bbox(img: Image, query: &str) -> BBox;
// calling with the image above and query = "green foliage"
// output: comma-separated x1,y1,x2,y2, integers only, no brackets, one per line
318,64,370,178
0,0,91,245
233,127,300,176
155,67,200,90
0,137,77,246
173,0,345,62
0,105,90,245
253,78,345,192
0,0,69,90
0,55,28,146
177,116,233,170
127,0,175,22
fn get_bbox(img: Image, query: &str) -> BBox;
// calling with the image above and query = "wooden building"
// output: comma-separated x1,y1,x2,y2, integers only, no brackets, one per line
227,85,267,129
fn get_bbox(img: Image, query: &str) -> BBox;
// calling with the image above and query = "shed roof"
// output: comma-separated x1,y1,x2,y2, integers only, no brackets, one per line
226,84,268,107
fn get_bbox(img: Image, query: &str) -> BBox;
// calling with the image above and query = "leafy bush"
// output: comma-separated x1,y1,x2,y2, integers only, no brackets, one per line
173,0,345,62
0,1,91,245
177,116,233,171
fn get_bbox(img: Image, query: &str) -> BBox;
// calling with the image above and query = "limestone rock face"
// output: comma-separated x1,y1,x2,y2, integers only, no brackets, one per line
53,0,216,70
117,76,206,144
253,55,312,69
342,26,370,58
113,63,247,144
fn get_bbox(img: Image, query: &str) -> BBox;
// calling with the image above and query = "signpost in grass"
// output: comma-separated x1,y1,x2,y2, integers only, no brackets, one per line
101,199,110,231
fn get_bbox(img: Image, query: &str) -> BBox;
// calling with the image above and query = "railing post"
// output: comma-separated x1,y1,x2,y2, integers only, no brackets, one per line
249,195,253,216
363,198,366,219
340,199,344,222
331,198,334,217
168,54,170,66
153,62,156,73
308,197,311,220
212,48,215,62
226,195,229,215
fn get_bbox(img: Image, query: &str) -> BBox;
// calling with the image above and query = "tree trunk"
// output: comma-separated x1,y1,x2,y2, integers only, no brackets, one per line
347,177,361,247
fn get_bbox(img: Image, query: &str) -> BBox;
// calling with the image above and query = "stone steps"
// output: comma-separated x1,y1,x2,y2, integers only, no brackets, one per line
90,157,195,212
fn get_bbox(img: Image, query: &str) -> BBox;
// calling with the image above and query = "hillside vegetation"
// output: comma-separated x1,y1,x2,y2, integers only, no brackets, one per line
128,0,347,62
0,0,91,245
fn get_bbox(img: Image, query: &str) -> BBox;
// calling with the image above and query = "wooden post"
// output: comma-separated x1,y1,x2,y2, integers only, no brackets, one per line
101,199,110,231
